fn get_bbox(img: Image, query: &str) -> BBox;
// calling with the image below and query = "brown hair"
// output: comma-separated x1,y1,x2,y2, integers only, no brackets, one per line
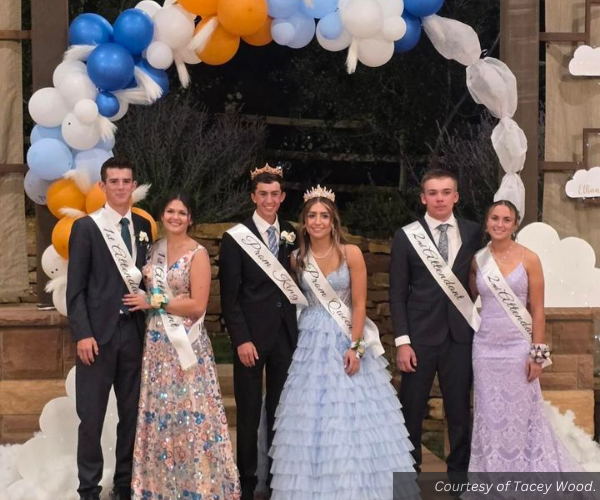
420,168,458,192
485,199,521,240
251,172,285,192
100,157,135,183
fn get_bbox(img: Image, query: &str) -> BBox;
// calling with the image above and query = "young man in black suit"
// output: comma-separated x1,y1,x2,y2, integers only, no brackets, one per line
67,157,153,500
390,169,482,474
219,165,298,500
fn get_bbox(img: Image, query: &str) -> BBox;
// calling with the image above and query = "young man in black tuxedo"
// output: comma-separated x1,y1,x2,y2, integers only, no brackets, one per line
219,165,298,500
67,157,153,500
390,169,482,474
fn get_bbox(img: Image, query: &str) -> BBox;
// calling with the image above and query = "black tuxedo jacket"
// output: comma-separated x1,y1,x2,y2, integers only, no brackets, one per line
66,212,152,344
389,216,482,346
219,217,299,352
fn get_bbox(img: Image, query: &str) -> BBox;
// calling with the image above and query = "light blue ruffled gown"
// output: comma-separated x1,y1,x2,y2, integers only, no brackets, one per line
269,261,415,500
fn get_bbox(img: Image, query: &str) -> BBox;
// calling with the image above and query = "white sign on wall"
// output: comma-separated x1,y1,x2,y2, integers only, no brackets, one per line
565,167,600,198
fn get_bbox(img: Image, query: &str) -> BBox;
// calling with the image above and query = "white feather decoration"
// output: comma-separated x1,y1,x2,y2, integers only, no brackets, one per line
59,208,87,219
132,184,152,204
346,39,359,74
44,275,68,294
114,87,153,105
174,54,191,88
62,169,93,194
133,66,163,104
188,16,219,52
98,116,117,141
63,44,96,62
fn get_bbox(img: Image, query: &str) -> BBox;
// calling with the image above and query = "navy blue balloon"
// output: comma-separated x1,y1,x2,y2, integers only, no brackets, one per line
69,13,113,46
137,60,169,97
96,91,120,118
113,9,154,57
404,0,444,18
394,13,422,53
87,43,135,91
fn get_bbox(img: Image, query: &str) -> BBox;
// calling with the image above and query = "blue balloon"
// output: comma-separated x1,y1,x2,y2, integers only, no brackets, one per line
24,170,52,205
271,19,296,45
31,125,65,144
74,149,114,184
394,13,422,53
94,135,116,151
137,60,169,97
113,9,154,57
96,91,120,118
69,13,113,46
27,138,73,181
288,13,316,49
87,43,135,91
404,0,444,18
299,0,338,19
317,11,342,40
267,0,300,18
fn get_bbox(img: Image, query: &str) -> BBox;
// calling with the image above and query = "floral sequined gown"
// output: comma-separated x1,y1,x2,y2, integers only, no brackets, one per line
470,263,582,472
132,245,240,500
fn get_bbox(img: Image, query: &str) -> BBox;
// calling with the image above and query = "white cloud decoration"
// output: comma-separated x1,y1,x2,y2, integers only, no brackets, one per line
517,223,600,307
569,45,600,76
565,167,600,198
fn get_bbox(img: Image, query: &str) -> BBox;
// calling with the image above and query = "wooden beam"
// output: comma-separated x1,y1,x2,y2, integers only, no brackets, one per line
539,32,586,42
0,30,31,40
0,164,28,174
539,161,581,171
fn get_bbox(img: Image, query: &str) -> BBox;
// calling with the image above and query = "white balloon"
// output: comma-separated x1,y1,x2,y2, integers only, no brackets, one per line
357,36,395,67
28,88,69,128
341,0,384,39
52,60,87,88
61,113,102,150
382,16,407,42
73,99,99,124
135,0,162,17
147,41,174,69
24,170,52,205
108,98,129,122
378,0,404,17
316,29,352,52
177,47,202,65
65,366,76,398
39,397,78,446
173,3,197,21
41,246,68,279
57,71,98,110
52,285,68,316
153,5,195,50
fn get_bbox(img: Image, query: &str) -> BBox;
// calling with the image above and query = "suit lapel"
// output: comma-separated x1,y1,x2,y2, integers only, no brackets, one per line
132,214,145,270
452,218,471,271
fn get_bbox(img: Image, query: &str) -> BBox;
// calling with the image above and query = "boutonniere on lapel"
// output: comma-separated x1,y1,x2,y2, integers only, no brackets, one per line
137,231,150,248
280,230,296,247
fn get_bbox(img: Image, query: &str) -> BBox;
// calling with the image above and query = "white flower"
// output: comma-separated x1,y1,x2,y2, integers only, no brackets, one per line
138,231,149,243
280,231,296,245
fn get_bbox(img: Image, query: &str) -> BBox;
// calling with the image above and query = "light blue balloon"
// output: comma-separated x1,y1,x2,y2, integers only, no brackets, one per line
24,170,52,205
27,138,73,181
299,0,338,19
94,135,116,151
74,148,114,184
272,19,296,46
267,0,300,18
31,125,65,144
288,13,316,49
317,11,342,40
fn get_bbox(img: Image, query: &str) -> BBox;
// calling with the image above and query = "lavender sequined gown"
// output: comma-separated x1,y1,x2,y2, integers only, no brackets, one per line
469,263,582,472
131,246,240,500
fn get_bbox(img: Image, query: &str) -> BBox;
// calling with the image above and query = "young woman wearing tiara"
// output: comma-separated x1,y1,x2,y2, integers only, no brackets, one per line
269,186,415,500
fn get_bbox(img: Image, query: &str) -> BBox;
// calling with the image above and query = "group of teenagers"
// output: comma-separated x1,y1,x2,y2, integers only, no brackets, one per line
66,157,584,500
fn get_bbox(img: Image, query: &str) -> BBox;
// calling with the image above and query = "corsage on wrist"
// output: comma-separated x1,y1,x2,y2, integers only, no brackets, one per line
148,288,169,314
350,338,366,359
530,343,550,365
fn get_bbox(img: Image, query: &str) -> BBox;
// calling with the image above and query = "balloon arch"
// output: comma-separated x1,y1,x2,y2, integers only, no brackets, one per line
24,0,527,314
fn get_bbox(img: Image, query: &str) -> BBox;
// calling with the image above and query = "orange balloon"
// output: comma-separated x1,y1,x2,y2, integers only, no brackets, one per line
178,0,218,16
217,0,268,36
52,216,78,260
242,16,273,46
46,178,86,219
195,17,240,65
132,206,159,241
85,182,107,213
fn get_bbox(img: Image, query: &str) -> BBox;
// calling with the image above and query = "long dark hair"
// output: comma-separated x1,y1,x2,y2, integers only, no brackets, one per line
161,192,195,231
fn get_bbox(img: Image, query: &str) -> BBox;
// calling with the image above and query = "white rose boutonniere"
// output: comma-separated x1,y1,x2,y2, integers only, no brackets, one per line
280,230,296,246
138,231,149,243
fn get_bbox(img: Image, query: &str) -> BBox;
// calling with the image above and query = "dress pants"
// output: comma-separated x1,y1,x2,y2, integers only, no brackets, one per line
75,314,143,497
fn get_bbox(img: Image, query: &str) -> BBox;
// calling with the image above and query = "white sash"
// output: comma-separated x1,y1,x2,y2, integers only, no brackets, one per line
151,239,204,370
402,221,481,331
90,209,143,293
227,224,308,307
301,252,385,357
475,245,551,368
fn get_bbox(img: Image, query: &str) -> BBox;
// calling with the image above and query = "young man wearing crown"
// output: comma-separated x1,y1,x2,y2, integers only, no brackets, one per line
219,164,300,500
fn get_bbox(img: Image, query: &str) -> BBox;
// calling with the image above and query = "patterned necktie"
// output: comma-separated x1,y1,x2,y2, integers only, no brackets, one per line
437,223,449,263
267,225,279,257
121,217,133,256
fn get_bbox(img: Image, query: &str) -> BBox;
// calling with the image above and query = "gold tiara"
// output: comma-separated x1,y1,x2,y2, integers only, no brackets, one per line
250,163,283,180
303,184,336,203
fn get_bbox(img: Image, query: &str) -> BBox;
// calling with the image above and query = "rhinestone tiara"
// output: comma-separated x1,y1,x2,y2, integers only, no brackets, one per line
303,184,336,203
250,163,283,180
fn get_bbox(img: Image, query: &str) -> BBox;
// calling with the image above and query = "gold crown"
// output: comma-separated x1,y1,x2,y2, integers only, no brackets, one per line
250,163,283,180
303,184,336,203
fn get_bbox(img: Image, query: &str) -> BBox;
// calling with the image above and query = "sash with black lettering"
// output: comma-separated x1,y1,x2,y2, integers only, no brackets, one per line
227,224,308,307
402,221,481,331
301,252,385,357
151,239,204,370
476,245,551,367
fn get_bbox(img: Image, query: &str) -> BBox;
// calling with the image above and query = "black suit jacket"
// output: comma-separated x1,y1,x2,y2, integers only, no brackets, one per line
66,212,153,344
389,216,482,346
219,217,299,352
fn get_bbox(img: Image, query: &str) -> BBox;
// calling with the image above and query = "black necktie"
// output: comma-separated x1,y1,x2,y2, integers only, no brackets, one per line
120,217,132,256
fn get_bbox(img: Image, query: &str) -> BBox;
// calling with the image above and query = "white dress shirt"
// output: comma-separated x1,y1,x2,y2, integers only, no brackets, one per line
252,211,280,248
104,203,136,261
395,212,462,347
